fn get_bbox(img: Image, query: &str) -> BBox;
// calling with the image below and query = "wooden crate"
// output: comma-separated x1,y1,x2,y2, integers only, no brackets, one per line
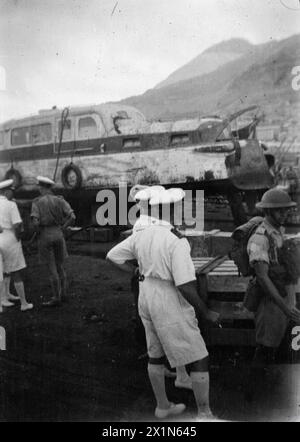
193,257,256,347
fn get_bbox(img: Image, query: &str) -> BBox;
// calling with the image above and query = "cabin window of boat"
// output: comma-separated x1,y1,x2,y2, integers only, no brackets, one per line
11,126,31,146
216,126,231,141
78,116,97,139
170,134,189,145
123,137,141,148
58,119,72,140
31,123,52,144
116,111,128,119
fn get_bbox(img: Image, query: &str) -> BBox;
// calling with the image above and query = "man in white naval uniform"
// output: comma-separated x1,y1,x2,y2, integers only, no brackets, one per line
107,186,219,420
130,184,193,390
0,179,33,312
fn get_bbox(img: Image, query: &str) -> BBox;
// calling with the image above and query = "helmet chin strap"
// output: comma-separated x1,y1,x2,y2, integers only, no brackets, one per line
266,210,282,229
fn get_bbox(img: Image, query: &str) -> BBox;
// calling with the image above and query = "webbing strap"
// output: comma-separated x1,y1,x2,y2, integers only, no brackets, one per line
196,255,228,275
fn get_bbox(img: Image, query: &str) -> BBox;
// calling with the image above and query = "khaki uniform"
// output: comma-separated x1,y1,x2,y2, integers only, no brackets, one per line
107,221,208,367
247,219,289,348
0,195,26,275
31,194,73,267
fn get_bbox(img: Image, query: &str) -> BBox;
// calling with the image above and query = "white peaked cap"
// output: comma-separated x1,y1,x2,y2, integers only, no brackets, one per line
0,179,14,190
37,176,55,186
135,186,185,205
129,184,150,202
134,185,165,202
149,187,185,205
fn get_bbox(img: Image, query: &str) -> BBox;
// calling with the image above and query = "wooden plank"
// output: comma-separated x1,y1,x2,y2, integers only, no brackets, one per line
215,262,237,267
209,266,238,274
208,300,254,321
193,259,235,265
207,275,248,293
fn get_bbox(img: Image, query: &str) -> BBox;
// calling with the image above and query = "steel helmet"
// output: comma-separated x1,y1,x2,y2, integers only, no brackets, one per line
256,188,297,209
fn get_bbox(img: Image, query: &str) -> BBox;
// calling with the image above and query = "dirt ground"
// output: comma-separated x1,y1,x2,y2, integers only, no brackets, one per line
0,245,299,422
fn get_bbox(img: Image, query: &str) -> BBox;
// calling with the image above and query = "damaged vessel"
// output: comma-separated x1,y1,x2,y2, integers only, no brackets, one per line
0,103,274,225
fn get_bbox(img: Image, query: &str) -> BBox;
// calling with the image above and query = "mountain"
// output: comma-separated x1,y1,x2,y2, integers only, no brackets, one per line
155,38,253,89
117,35,300,123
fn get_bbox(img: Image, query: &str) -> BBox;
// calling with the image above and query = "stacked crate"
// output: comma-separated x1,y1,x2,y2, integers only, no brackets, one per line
192,255,255,347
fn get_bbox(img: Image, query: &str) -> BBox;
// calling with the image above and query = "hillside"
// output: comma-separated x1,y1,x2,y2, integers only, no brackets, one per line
155,38,253,89
118,35,300,123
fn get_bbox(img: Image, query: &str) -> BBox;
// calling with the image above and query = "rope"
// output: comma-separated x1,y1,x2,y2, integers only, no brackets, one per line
53,107,69,182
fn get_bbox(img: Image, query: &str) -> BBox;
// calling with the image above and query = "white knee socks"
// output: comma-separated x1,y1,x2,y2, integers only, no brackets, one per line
148,364,170,409
190,371,210,414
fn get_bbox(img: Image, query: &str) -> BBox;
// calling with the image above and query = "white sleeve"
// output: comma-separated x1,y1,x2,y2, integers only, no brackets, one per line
171,238,196,286
10,202,22,225
106,236,135,265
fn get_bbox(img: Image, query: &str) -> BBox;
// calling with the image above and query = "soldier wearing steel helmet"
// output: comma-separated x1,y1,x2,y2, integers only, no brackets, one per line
247,188,300,368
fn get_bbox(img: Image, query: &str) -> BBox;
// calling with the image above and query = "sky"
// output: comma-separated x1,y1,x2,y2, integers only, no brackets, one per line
0,0,299,121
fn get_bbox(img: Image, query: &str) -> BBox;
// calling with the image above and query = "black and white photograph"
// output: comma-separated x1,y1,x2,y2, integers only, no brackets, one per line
0,0,300,424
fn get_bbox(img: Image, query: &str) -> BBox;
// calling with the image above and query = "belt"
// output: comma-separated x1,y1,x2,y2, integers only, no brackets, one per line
138,274,173,285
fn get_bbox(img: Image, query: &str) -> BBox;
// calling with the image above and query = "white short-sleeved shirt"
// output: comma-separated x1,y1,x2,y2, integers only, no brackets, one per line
107,220,196,286
0,196,22,230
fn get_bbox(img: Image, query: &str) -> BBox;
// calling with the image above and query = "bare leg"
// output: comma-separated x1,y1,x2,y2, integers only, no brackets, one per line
12,271,33,311
4,275,19,301
1,276,14,307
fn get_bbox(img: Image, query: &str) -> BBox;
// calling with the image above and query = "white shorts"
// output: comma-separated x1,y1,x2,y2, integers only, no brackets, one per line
0,230,26,274
138,277,208,368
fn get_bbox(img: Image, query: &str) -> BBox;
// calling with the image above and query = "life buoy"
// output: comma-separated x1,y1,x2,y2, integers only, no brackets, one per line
5,167,22,188
61,163,83,190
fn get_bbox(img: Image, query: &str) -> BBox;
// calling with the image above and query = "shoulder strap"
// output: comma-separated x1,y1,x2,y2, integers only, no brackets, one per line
263,230,278,263
171,227,184,239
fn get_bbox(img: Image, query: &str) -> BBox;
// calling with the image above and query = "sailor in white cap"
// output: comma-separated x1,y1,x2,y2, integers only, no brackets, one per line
31,176,76,307
107,185,219,420
130,185,192,390
0,179,33,312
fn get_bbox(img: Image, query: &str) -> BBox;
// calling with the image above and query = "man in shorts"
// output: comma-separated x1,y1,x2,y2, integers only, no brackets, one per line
31,176,75,307
248,188,300,364
107,185,219,420
129,184,193,390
